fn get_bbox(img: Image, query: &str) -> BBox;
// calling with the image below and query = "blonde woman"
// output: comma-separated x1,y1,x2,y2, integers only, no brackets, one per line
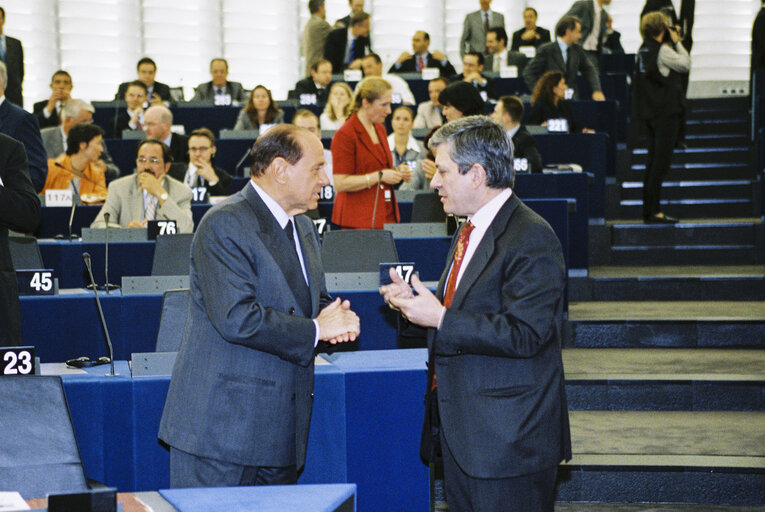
320,82,353,131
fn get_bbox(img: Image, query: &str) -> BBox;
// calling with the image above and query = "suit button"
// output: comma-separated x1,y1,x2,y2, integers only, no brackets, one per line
289,307,295,315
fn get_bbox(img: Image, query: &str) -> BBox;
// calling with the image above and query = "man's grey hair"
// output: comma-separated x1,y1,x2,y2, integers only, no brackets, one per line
147,105,173,124
428,115,515,189
60,99,95,120
0,61,7,91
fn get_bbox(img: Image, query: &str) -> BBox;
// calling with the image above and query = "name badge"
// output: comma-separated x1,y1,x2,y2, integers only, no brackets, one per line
379,262,416,286
319,185,334,202
547,119,570,133
499,66,518,78
384,189,392,202
147,220,177,239
214,94,232,106
45,189,74,207
421,68,440,80
299,94,318,105
1,346,35,375
191,186,208,203
16,270,56,296
513,158,530,173
519,46,536,58
564,88,575,100
344,69,362,82
312,218,328,235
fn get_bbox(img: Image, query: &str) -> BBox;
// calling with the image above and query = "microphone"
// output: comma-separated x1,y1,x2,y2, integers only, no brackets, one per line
66,179,78,241
82,252,117,376
234,148,252,177
54,162,107,192
102,213,119,293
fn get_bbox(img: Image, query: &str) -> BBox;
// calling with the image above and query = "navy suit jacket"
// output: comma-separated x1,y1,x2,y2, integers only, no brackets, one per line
324,28,371,72
3,36,24,107
423,193,571,479
523,41,601,99
0,99,48,192
0,133,41,346
159,183,332,470
33,100,61,129
389,52,457,77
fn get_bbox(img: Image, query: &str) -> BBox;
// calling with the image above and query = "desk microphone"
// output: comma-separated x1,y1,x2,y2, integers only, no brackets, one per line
234,148,252,177
83,252,117,376
54,162,107,192
102,213,119,293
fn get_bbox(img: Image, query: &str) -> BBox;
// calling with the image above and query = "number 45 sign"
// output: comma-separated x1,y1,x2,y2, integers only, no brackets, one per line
1,347,35,375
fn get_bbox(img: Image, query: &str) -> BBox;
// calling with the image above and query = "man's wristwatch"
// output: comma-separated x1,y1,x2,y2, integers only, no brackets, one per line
159,192,168,201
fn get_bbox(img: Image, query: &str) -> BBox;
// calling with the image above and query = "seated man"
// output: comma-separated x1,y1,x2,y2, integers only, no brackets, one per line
168,127,231,198
492,95,543,173
143,105,189,164
511,7,552,51
413,77,447,129
111,80,147,138
324,11,371,71
190,58,247,105
40,98,120,180
33,70,72,129
389,31,456,76
485,27,513,72
43,123,107,200
292,108,333,185
91,139,193,233
114,57,171,106
290,59,333,104
360,53,415,104
451,52,496,100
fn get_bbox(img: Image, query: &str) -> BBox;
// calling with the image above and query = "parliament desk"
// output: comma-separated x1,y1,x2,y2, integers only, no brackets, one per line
49,349,429,512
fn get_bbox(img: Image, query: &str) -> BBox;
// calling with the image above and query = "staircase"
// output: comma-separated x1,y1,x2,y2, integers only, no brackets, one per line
560,96,765,507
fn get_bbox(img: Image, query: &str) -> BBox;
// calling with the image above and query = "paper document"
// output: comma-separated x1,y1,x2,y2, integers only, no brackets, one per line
0,492,30,511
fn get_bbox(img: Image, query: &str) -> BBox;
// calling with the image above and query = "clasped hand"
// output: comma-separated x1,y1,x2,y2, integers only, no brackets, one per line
379,267,443,328
316,298,360,344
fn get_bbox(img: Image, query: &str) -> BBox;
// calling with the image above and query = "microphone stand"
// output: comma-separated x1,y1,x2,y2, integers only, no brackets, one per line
66,179,78,241
235,148,251,177
102,212,119,293
82,252,117,376
371,170,382,229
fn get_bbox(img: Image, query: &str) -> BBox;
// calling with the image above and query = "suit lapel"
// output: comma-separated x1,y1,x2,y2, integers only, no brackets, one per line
351,115,389,168
553,44,566,73
129,176,143,223
296,217,323,317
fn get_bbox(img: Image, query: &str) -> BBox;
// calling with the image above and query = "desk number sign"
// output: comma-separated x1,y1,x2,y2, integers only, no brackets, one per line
380,262,416,286
312,218,328,235
1,346,35,375
318,185,334,202
147,220,178,240
16,270,55,296
191,186,208,203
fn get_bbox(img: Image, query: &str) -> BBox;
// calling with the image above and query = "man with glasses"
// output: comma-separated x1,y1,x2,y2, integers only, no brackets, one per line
168,127,231,198
90,139,193,232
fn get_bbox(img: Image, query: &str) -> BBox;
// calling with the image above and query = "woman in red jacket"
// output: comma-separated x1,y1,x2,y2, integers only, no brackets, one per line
331,77,411,229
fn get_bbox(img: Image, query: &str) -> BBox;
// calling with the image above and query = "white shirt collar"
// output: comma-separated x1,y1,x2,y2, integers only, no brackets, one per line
387,133,421,153
0,95,5,107
59,126,68,151
507,124,520,139
250,180,291,229
161,133,172,147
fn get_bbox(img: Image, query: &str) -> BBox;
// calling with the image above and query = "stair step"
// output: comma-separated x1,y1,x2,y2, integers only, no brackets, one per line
568,301,765,348
687,97,750,110
609,219,760,246
557,411,765,505
608,244,761,265
564,348,765,411
617,199,756,219
622,162,754,182
620,180,755,201
631,147,750,165
685,118,749,135
684,133,750,148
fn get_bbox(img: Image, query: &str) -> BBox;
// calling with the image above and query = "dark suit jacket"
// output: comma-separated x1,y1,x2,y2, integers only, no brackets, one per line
168,163,232,197
510,26,551,51
191,81,248,104
33,100,61,129
754,8,765,71
169,133,189,165
323,28,371,72
389,52,456,77
0,99,48,192
0,133,41,346
566,0,608,51
523,41,601,99
512,125,543,173
114,81,172,103
3,36,24,107
111,111,134,139
289,78,331,104
451,73,497,100
159,183,332,471
422,193,571,480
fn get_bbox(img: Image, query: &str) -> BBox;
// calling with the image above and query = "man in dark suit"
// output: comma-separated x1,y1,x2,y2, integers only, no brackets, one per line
0,62,47,192
0,8,23,107
111,80,147,138
493,95,543,173
451,52,496,100
523,15,605,100
190,58,247,105
334,0,364,28
566,0,611,68
159,124,360,487
33,70,72,129
143,105,188,164
389,31,456,77
168,127,231,198
323,11,371,72
114,57,172,106
380,115,570,511
289,59,332,104
0,133,41,347
511,7,552,51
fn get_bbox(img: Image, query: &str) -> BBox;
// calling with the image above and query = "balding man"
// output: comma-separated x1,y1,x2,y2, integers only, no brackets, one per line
191,58,247,105
143,105,189,164
0,61,47,191
389,31,456,77
40,98,120,180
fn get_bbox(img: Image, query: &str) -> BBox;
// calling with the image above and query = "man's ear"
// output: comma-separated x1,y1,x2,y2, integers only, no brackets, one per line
469,163,487,189
271,157,288,184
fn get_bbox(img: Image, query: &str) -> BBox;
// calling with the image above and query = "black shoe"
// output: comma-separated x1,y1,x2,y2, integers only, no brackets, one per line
644,214,679,224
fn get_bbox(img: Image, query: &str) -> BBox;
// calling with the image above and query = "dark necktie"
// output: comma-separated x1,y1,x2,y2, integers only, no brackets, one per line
348,38,357,65
284,219,302,278
215,88,224,95
483,12,490,33
283,219,312,315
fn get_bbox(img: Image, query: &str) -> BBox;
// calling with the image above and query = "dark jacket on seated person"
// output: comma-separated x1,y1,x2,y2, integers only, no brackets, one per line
511,125,543,173
389,52,456,77
114,81,172,103
510,26,552,51
288,78,331,104
527,99,580,133
450,73,497,100
168,163,232,198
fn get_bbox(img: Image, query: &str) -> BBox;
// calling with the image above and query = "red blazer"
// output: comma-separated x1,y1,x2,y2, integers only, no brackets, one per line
331,113,400,229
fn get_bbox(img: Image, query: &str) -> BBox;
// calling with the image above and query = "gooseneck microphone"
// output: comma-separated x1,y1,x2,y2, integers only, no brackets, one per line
102,212,119,293
67,179,78,241
82,252,117,376
234,148,252,177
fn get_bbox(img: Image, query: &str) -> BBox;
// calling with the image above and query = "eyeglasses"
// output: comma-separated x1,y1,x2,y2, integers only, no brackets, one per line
136,157,162,164
188,146,212,152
